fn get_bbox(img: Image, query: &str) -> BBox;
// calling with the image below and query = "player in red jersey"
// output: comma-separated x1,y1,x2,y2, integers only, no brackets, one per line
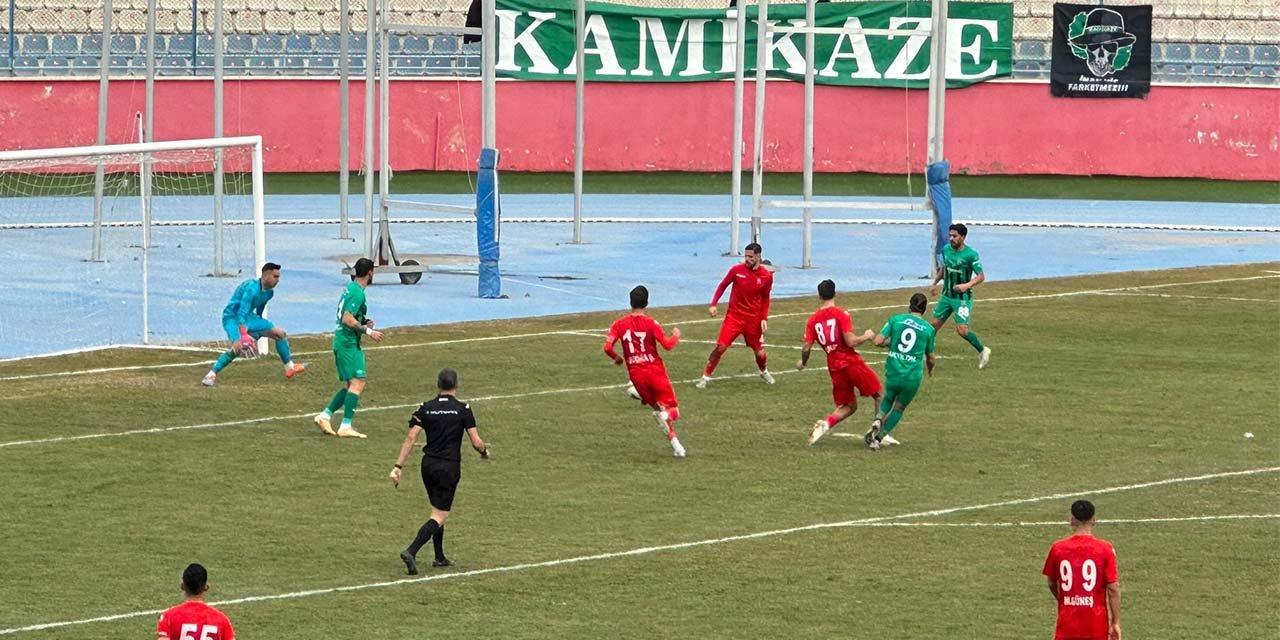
795,280,882,446
604,285,687,457
1042,500,1122,640
698,242,775,388
156,564,235,640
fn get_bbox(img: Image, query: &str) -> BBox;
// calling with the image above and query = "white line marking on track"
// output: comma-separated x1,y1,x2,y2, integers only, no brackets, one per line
0,367,828,449
3,466,1274,636
4,273,1277,382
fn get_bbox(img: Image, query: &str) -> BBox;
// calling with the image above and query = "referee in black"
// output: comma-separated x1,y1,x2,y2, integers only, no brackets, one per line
390,368,490,575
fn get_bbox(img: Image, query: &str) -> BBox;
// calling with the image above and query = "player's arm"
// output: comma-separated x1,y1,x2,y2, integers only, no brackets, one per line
928,267,944,296
655,324,681,350
343,310,383,342
603,332,623,365
872,322,891,348
1042,552,1059,599
1046,575,1059,599
956,258,985,294
925,330,937,376
842,329,875,348
759,275,773,332
796,340,813,370
708,270,733,316
463,407,490,458
1106,581,1121,640
389,421,423,487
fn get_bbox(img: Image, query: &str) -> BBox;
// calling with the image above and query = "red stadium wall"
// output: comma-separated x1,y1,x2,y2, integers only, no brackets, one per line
0,78,1276,180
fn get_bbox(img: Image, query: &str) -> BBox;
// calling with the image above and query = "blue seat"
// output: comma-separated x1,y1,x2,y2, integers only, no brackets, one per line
161,56,191,73
71,56,100,75
43,57,71,73
432,35,459,54
347,34,367,52
285,34,312,54
1158,63,1189,79
256,34,284,53
348,56,366,73
22,35,49,55
111,34,137,54
1189,64,1217,79
426,56,453,70
1150,43,1162,59
197,35,214,54
11,57,41,76
392,56,423,70
227,35,253,54
109,55,133,69
0,35,8,54
51,34,79,55
81,34,103,54
223,55,247,70
169,34,195,56
1246,65,1277,83
249,56,276,70
1193,44,1220,62
281,56,307,71
1224,45,1250,63
313,34,340,53
1219,65,1248,78
308,56,336,71
1164,43,1192,63
1017,40,1046,60
1255,45,1279,63
385,35,403,54
144,35,167,53
401,35,430,54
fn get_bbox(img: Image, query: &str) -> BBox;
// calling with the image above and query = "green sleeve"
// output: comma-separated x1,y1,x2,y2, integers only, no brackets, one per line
970,251,984,275
926,329,936,354
879,318,893,339
342,287,365,316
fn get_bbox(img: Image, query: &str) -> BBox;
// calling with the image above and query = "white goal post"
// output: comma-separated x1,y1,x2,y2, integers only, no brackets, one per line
0,136,267,359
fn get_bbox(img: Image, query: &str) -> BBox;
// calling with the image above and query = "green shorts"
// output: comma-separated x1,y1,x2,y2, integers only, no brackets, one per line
333,347,367,382
932,295,973,326
883,378,921,409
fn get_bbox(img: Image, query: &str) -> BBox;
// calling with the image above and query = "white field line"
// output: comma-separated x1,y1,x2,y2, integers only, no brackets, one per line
0,367,826,450
1086,292,1279,303
503,276,613,302
3,466,1275,637
848,514,1280,528
3,272,1277,382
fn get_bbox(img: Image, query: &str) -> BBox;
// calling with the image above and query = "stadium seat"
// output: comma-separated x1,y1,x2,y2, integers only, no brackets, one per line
1189,64,1219,79
223,55,247,70
1256,45,1279,63
57,8,90,32
285,34,312,54
51,34,79,55
158,0,191,11
170,34,195,55
1194,44,1221,62
347,33,367,52
1246,64,1277,83
313,34,340,53
386,34,403,54
0,35,8,55
72,55,100,74
1219,65,1249,80
111,34,137,54
1158,64,1190,81
233,10,264,32
44,0,76,9
11,57,41,76
1224,45,1251,63
43,56,71,72
80,34,102,54
227,34,253,54
161,56,191,72
1016,40,1046,61
117,9,146,31
263,11,292,33
282,56,307,72
249,56,276,71
21,36,50,56
256,33,284,53
1164,43,1193,63
393,56,424,71
1194,20,1229,43
1229,0,1263,20
402,35,430,54
308,56,336,71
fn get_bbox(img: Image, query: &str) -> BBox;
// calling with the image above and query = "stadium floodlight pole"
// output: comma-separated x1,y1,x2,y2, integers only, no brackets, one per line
801,0,815,269
925,0,948,278
749,0,768,244
362,0,376,259
727,1,745,256
338,0,351,240
91,0,111,262
571,0,584,244
143,0,156,250
213,0,226,275
481,0,496,149
378,0,390,255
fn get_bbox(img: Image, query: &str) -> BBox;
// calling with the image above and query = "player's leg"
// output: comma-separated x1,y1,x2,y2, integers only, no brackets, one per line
953,299,991,367
846,360,884,449
650,376,685,457
337,374,367,438
743,321,774,384
930,297,954,331
810,366,855,445
314,349,352,436
251,319,306,378
202,317,245,386
700,317,740,385
878,382,919,442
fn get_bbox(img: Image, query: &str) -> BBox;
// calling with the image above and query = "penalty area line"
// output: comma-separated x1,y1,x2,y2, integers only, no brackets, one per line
3,466,1276,636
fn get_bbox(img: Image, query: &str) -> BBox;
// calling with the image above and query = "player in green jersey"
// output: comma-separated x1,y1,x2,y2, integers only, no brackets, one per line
866,293,937,450
929,223,992,369
201,262,307,386
314,258,384,438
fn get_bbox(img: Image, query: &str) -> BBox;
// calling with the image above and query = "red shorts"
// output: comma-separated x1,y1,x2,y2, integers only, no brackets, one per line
630,369,678,409
828,358,882,407
716,313,764,351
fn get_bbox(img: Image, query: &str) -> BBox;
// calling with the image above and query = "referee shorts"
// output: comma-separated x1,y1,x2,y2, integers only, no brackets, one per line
421,457,461,511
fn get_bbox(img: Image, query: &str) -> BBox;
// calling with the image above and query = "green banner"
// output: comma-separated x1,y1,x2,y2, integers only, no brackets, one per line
494,0,1012,88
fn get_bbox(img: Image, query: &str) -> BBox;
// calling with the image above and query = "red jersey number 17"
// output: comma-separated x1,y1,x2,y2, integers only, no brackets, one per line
621,330,648,356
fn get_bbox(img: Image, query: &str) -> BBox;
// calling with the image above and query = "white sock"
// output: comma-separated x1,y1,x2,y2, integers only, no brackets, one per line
340,420,353,430
320,409,332,420
204,370,216,378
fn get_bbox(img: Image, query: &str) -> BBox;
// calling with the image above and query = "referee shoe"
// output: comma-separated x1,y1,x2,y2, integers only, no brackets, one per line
400,550,419,575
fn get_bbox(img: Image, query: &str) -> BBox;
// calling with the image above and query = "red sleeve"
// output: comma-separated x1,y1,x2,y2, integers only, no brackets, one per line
1041,544,1057,578
761,270,774,318
710,266,735,306
802,315,815,345
1104,543,1118,584
603,320,620,360
653,319,678,350
156,612,168,638
223,612,236,640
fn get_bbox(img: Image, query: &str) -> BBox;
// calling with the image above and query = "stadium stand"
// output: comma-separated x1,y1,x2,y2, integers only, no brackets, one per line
0,0,1277,83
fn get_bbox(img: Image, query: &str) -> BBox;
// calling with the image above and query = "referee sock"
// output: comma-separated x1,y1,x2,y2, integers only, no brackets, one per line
407,519,440,557
340,391,361,426
432,526,446,562
212,350,236,373
881,409,905,436
323,388,348,417
963,331,985,353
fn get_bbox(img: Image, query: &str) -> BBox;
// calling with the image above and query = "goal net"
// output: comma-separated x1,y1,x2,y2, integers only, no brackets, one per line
0,137,266,360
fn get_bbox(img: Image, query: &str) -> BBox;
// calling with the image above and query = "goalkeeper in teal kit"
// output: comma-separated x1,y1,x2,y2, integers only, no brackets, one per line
201,262,307,386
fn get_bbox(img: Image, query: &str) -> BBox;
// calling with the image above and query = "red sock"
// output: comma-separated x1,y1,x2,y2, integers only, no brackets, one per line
704,352,723,377
755,351,768,371
825,412,844,427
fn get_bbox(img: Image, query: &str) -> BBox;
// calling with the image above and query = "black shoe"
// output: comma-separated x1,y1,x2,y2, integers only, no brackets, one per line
400,550,419,575
432,557,452,568
863,426,881,450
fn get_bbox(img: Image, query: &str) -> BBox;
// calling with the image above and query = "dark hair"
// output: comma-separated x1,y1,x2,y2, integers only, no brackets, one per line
1071,500,1096,523
817,279,836,301
261,262,281,273
949,223,968,237
629,285,649,309
909,293,928,314
745,242,762,254
182,564,208,595
353,257,375,279
437,368,458,391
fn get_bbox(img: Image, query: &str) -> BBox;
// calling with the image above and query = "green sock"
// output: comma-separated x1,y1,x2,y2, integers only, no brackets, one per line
324,388,348,415
878,395,894,419
963,331,985,353
341,391,361,426
881,409,905,436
